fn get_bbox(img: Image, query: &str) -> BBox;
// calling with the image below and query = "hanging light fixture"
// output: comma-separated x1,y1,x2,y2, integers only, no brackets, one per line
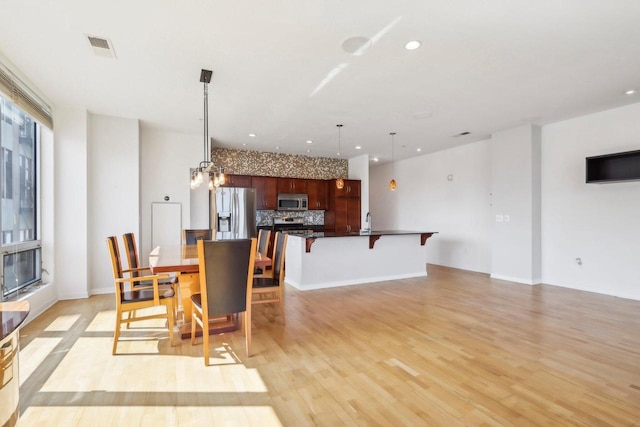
335,124,345,189
389,132,397,191
190,69,225,190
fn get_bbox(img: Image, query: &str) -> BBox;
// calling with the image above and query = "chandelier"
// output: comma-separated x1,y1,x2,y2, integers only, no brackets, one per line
190,69,225,190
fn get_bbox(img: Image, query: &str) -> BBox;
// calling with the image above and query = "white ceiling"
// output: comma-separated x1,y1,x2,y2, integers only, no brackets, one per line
1,0,639,163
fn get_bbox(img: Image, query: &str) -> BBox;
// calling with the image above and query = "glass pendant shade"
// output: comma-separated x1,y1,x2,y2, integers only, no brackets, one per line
335,124,344,189
389,132,397,191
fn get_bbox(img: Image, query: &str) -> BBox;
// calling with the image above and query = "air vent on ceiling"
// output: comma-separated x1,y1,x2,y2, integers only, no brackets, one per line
86,35,117,58
453,131,471,137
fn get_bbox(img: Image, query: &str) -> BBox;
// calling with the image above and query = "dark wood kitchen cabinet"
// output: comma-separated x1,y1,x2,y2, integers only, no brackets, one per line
325,179,361,232
220,174,252,188
277,177,308,194
334,179,360,198
252,176,278,210
307,179,328,210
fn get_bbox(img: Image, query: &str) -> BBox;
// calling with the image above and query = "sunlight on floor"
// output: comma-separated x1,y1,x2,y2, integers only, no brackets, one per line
19,337,62,386
43,314,81,332
85,310,118,332
39,337,268,393
19,405,283,426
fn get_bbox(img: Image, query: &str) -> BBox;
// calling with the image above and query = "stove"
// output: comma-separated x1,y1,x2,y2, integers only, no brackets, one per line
272,217,313,235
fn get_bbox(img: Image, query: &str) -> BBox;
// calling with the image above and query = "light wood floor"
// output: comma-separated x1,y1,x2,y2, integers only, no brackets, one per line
17,265,640,426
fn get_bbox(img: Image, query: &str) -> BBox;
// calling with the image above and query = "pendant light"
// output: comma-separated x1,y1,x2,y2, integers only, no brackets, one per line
335,124,345,189
190,69,225,191
389,132,397,191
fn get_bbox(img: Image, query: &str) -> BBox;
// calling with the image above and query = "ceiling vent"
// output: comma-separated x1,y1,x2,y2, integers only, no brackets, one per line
86,35,117,58
453,131,471,137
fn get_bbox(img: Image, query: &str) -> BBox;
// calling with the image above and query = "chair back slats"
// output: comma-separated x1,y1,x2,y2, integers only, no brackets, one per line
272,232,288,280
183,229,213,245
106,236,123,279
122,232,140,277
198,239,254,316
257,229,271,255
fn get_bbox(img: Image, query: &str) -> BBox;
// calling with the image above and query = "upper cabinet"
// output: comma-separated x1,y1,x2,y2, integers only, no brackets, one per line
252,176,278,210
277,177,308,194
333,179,361,198
220,174,252,188
307,179,328,210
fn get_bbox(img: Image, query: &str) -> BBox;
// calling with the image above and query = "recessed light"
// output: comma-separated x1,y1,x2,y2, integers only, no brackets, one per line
242,143,247,146
306,140,313,144
405,40,421,50
249,133,256,137
625,89,636,95
306,149,311,153
372,157,379,162
275,146,280,150
417,148,422,152
355,145,362,150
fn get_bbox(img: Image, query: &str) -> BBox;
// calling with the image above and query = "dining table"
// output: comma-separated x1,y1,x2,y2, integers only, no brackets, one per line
148,244,271,338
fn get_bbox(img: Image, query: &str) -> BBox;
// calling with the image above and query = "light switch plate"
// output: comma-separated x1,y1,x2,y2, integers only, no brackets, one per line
496,214,504,222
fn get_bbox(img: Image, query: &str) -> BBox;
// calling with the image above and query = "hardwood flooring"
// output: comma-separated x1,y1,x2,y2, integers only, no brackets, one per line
17,265,640,426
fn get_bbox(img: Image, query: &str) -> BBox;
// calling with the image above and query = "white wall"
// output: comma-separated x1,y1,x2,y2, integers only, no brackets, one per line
348,154,370,228
370,141,492,273
541,103,640,300
87,114,140,294
490,125,542,284
139,128,201,258
53,108,89,300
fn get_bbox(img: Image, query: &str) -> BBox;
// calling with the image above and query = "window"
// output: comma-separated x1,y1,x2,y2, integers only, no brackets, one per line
0,96,40,299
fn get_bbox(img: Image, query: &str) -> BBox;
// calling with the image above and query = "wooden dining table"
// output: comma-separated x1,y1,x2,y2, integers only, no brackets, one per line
149,244,271,338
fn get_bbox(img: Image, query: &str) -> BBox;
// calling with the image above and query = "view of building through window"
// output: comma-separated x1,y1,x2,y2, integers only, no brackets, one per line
0,96,41,298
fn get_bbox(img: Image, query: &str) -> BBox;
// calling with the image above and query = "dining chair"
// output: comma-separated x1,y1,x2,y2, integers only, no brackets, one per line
182,229,213,245
191,238,257,364
122,232,178,322
123,232,178,283
107,236,177,355
254,228,272,277
252,232,287,324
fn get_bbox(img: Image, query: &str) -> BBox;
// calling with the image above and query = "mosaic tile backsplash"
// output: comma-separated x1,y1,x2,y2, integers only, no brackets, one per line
212,148,348,179
257,210,324,227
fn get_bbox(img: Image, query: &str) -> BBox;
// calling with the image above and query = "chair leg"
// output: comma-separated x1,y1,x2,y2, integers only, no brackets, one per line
279,294,286,326
203,312,210,366
112,311,121,355
245,309,252,357
166,300,175,346
191,308,197,346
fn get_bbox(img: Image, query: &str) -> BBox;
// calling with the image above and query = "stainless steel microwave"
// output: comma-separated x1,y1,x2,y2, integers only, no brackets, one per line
277,193,308,211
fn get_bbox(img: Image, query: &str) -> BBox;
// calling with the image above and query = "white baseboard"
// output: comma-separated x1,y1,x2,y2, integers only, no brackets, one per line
490,274,541,286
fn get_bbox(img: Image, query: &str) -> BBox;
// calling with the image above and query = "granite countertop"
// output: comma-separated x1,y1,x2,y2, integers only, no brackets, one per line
288,230,438,238
0,300,30,341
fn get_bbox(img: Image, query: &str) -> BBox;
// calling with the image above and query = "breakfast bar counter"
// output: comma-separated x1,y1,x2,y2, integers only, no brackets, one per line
285,230,437,290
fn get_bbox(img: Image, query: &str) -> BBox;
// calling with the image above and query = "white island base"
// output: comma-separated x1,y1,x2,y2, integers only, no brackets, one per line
285,232,434,291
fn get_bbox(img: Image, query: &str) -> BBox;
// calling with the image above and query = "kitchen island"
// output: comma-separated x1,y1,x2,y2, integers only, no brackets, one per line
285,230,437,290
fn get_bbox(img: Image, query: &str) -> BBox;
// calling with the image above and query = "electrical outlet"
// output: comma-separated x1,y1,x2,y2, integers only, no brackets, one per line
504,215,510,222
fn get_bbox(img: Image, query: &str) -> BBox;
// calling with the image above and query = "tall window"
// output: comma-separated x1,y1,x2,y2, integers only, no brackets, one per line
0,96,40,299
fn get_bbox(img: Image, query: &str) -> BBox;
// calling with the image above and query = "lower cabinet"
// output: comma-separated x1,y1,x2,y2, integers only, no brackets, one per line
334,197,361,232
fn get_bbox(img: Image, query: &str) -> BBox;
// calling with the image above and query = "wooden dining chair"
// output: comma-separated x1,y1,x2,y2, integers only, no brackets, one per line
182,229,213,245
254,229,272,277
123,232,178,283
252,232,287,324
191,238,257,364
107,236,177,355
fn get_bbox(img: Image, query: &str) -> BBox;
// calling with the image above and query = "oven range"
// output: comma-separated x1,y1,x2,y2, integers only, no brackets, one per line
272,217,314,236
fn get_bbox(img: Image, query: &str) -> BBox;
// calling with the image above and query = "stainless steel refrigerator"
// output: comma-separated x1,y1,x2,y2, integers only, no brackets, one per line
212,187,257,240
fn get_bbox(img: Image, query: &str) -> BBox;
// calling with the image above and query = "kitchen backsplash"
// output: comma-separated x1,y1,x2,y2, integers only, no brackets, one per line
257,210,324,226
212,148,348,179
